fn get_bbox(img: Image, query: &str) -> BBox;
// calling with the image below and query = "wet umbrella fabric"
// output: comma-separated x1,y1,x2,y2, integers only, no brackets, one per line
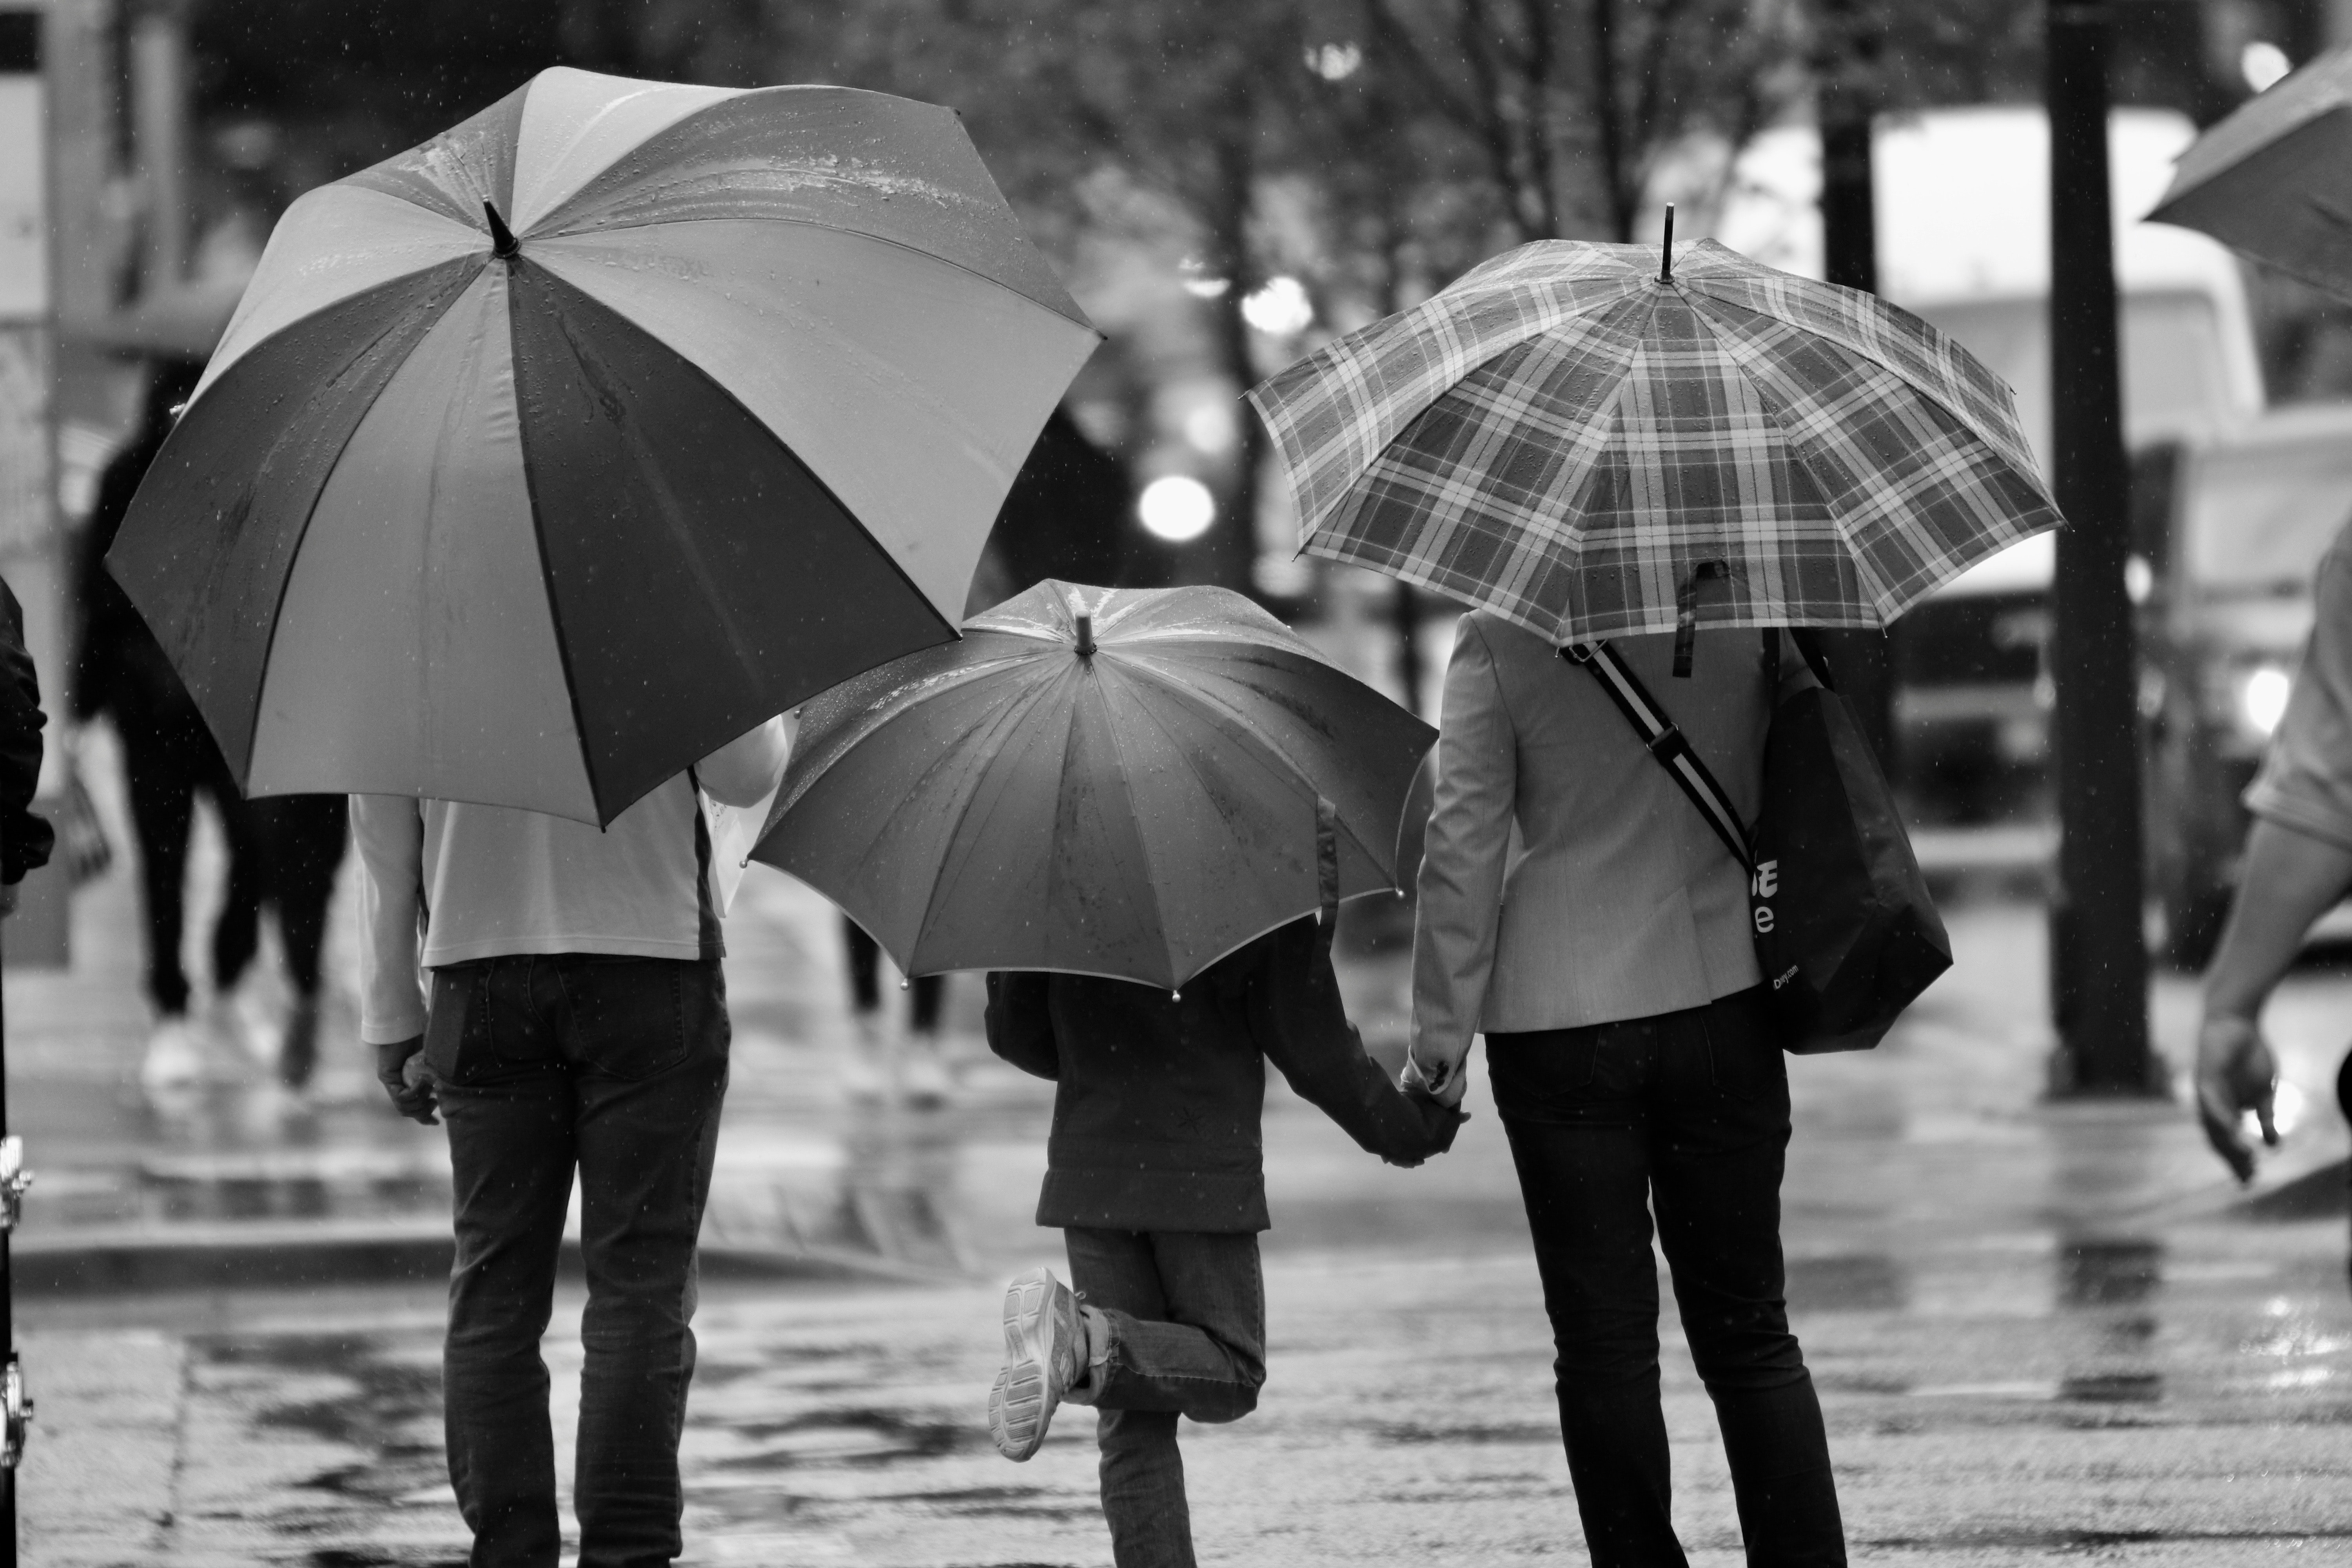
2150,44,2352,303
1247,238,2059,647
107,67,1099,826
749,581,1436,991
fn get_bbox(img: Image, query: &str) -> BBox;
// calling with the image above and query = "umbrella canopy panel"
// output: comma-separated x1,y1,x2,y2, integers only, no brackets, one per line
2150,45,2352,302
754,582,1436,989
113,68,1098,824
1250,238,2059,647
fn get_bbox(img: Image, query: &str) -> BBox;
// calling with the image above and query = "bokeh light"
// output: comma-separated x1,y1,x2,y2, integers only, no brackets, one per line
1241,276,1314,336
1138,475,1215,542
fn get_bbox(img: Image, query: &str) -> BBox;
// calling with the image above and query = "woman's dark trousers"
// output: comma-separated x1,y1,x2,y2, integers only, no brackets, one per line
1488,985,1845,1568
428,955,731,1568
1063,1227,1267,1568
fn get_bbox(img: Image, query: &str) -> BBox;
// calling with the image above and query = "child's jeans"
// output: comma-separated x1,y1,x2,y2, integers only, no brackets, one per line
1063,1227,1267,1568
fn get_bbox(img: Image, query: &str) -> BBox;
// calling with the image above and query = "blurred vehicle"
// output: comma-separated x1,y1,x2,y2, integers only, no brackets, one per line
2139,403,2352,968
1717,107,2267,821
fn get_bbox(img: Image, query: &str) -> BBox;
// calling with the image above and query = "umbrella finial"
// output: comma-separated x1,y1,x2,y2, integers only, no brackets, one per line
483,200,520,260
1659,203,1675,284
1069,592,1096,656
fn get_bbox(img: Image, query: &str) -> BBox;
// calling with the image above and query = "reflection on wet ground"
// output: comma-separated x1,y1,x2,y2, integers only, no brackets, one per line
16,897,2352,1563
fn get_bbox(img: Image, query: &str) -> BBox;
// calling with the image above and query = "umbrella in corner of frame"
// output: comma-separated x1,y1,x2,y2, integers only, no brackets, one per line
2149,43,2352,302
108,66,1100,827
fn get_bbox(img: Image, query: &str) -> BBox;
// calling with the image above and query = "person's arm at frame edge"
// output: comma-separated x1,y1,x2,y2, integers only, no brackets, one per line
2195,818,2352,1181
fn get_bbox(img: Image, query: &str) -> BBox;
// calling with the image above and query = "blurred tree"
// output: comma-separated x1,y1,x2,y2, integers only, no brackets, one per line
788,0,1329,595
1356,0,1807,243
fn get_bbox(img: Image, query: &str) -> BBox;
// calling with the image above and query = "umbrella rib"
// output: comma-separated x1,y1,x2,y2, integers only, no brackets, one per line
904,663,1087,973
1675,276,2046,491
1106,649,1395,875
766,646,1042,826
1672,296,1903,619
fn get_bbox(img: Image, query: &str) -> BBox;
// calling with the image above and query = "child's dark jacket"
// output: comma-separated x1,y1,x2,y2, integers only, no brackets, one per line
985,915,1460,1234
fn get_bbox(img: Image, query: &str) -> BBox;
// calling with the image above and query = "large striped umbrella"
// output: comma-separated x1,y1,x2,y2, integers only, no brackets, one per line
109,67,1099,826
1248,237,2058,650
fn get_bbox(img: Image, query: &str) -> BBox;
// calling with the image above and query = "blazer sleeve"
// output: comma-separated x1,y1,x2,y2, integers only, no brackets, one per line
984,971,1061,1081
1410,617,1518,1080
1250,919,1461,1165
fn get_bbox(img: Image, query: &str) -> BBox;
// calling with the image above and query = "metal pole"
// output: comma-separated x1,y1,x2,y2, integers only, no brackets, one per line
2046,2,2154,1095
1812,0,1895,764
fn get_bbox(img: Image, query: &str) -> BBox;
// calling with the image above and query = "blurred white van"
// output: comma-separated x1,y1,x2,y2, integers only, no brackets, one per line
1714,106,2266,813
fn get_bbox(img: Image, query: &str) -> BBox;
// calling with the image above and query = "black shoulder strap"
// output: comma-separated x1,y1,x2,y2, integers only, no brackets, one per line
684,765,722,961
1563,641,1755,873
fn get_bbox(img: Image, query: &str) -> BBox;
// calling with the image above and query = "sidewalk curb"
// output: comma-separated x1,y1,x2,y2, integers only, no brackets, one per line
13,1218,961,1296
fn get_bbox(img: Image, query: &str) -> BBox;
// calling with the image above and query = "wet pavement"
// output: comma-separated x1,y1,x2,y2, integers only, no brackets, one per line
8,744,2352,1562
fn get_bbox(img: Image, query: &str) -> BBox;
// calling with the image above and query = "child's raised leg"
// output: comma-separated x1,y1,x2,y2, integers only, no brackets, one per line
1063,1228,1266,1568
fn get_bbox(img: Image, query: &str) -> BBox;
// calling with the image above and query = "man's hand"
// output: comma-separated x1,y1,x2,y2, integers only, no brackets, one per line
2195,1013,2279,1184
376,1036,438,1125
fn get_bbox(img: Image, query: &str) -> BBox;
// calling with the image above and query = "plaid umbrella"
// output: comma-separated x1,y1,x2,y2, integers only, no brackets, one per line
1249,238,2060,649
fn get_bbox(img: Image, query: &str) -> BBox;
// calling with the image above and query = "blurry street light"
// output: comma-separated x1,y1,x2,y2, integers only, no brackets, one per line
1180,258,1230,299
2241,40,2292,94
1304,42,1363,81
1241,276,1314,337
1139,475,1216,542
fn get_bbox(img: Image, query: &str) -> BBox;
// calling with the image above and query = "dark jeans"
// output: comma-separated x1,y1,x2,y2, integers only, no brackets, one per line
1489,986,1845,1568
428,955,731,1568
116,697,261,1014
842,915,943,1031
1063,1227,1267,1568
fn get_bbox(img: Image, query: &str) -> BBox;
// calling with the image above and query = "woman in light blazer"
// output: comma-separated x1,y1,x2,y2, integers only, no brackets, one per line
1406,610,1844,1568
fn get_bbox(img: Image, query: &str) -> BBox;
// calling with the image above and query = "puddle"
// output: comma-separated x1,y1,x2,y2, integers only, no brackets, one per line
2058,1237,2161,1307
1787,1252,1905,1312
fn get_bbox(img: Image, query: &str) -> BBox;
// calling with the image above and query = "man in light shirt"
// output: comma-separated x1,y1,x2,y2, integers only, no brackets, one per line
358,715,790,1568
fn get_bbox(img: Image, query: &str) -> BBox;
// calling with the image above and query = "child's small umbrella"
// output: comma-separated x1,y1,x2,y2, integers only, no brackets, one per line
749,581,1435,991
107,67,1098,826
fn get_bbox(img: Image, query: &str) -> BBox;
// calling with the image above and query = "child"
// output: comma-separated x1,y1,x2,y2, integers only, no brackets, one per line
982,908,1462,1565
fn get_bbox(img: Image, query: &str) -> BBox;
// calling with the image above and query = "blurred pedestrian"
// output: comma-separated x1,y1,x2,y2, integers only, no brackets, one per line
0,576,54,915
359,715,790,1568
1409,617,1846,1567
981,914,1460,1568
75,358,271,1091
838,916,951,1103
2195,521,2352,1185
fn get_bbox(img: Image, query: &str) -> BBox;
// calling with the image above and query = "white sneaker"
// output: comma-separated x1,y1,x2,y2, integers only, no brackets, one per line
140,1018,205,1091
989,1267,1082,1461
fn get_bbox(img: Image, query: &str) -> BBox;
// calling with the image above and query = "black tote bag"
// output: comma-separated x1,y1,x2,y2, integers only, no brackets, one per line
1566,635,1951,1054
